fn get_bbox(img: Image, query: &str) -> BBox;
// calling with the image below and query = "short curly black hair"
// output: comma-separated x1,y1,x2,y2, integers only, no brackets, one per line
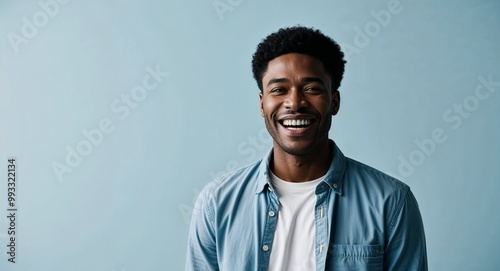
252,26,346,93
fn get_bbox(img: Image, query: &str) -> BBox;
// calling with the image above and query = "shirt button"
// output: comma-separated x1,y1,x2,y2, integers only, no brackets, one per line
263,245,269,252
333,183,338,189
268,210,275,217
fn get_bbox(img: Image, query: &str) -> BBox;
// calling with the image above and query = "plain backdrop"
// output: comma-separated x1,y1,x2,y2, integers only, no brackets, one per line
1,0,499,270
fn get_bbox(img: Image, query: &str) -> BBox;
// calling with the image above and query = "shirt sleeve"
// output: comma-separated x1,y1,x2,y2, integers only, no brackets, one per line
384,187,428,271
185,186,220,271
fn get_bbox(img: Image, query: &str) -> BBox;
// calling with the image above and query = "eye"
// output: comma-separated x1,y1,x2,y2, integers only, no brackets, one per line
270,88,286,94
304,86,324,93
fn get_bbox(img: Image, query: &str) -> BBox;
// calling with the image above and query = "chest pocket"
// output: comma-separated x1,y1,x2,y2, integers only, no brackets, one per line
326,244,383,271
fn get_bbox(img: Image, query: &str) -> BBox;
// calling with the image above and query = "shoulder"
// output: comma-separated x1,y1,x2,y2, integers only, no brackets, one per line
342,157,420,229
197,159,265,205
344,157,409,193
342,157,412,213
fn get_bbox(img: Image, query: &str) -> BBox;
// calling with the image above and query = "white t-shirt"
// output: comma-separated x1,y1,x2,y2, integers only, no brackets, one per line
268,171,324,271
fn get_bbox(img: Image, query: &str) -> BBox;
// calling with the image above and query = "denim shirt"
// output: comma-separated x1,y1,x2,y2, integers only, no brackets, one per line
186,141,427,271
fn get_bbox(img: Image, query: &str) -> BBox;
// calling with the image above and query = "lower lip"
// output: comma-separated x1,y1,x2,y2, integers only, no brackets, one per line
278,123,314,137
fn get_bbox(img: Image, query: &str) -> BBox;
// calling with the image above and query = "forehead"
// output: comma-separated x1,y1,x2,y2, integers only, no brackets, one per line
262,53,331,87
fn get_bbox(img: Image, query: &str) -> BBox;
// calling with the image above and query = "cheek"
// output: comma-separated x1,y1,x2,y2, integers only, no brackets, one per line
262,100,279,116
316,100,333,115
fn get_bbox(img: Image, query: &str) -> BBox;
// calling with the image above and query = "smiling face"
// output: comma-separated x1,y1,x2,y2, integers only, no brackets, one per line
260,53,340,157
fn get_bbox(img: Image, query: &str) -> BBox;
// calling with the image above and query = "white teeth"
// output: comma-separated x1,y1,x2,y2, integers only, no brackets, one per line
282,119,311,127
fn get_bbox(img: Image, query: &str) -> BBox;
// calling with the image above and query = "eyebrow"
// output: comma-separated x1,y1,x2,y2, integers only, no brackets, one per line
303,77,327,87
266,78,289,87
266,77,327,87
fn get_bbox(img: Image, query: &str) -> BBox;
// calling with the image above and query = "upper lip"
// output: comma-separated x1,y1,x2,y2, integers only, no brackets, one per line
278,115,315,121
277,115,316,125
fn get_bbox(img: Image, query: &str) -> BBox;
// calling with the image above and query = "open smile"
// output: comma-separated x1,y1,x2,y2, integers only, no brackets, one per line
279,119,314,129
277,117,316,133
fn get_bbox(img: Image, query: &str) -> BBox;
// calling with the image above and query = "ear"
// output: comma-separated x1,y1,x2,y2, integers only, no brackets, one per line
332,90,340,116
259,92,264,117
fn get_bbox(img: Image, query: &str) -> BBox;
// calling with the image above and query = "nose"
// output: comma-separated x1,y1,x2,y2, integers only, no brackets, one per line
284,89,308,111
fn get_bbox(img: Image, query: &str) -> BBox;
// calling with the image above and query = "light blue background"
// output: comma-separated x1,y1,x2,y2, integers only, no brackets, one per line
1,0,499,270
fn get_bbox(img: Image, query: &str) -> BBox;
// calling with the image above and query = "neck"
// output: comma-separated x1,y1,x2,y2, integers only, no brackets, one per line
271,140,332,183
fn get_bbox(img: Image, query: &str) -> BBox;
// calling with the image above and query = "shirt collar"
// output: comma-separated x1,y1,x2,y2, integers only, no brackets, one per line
255,139,346,195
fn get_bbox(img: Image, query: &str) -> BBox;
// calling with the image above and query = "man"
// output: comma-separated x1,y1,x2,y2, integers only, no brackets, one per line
186,26,427,271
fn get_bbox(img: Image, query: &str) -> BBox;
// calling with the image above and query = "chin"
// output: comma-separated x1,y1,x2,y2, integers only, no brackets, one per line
279,141,318,156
